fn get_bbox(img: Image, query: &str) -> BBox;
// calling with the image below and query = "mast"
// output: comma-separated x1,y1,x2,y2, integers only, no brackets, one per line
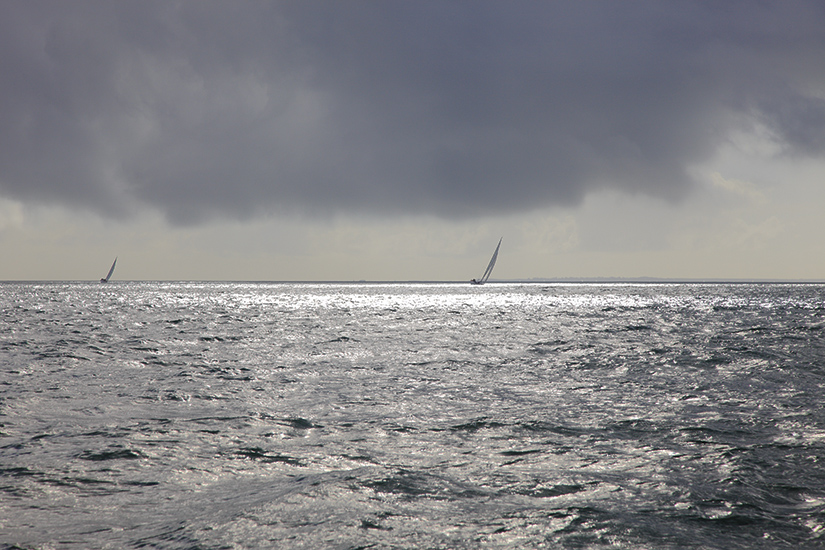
100,257,117,283
480,238,502,283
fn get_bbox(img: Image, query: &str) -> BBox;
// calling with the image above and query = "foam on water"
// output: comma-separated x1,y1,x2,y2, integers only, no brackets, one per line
1,282,824,548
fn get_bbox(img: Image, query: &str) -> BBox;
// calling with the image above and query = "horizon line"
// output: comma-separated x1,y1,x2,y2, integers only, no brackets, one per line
2,277,825,284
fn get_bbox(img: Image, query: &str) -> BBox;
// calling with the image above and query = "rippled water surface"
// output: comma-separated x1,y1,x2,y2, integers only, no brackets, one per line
2,282,825,549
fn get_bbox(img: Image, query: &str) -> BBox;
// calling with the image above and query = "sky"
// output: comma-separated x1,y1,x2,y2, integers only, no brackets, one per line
1,0,825,281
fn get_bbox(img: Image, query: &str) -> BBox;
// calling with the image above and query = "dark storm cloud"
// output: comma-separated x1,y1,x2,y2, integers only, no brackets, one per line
1,1,824,222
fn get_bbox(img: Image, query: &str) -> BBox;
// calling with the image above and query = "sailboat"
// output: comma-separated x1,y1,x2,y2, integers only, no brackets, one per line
100,257,117,283
470,238,501,285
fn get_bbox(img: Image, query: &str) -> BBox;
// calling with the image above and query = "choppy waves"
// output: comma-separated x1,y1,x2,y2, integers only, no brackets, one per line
1,282,825,548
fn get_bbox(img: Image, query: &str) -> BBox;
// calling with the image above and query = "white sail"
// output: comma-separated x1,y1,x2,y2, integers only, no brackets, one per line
100,257,117,283
471,238,501,285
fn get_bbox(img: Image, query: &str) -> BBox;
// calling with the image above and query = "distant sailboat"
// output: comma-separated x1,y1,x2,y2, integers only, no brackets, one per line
100,257,117,283
470,238,501,285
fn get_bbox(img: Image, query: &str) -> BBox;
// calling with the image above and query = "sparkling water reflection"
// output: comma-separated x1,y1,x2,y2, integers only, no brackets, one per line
1,282,824,548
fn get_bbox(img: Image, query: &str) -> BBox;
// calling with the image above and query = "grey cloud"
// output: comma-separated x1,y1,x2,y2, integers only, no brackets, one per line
1,0,824,223
759,93,825,154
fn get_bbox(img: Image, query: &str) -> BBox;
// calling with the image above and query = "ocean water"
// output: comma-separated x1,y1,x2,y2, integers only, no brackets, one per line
1,281,824,549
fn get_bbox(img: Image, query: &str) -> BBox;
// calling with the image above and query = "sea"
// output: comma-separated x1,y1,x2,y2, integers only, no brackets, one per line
1,281,824,549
